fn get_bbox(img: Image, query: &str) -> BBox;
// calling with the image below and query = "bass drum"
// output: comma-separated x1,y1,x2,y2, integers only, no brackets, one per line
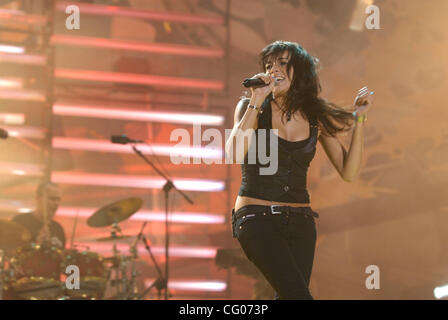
63,249,107,300
10,243,64,299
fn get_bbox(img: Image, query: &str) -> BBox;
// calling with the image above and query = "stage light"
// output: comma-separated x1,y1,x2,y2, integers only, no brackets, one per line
0,52,46,65
0,44,24,54
52,137,223,160
0,113,25,125
0,9,47,26
0,77,23,89
0,89,46,101
57,207,225,224
0,162,43,177
144,279,227,292
11,170,26,176
53,103,225,126
56,1,223,25
434,284,448,299
51,35,224,58
82,242,217,259
0,199,32,214
3,126,46,139
52,172,225,192
54,68,224,91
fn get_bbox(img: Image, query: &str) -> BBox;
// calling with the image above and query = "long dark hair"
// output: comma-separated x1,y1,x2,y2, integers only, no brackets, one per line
259,40,355,137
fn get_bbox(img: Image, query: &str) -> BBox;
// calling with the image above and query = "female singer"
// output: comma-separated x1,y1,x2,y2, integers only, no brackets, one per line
225,40,373,299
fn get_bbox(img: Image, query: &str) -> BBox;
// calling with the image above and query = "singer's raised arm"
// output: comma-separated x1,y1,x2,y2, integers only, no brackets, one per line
225,98,260,164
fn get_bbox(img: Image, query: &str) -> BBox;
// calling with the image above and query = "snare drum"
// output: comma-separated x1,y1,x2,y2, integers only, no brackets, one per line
10,243,64,299
63,249,107,299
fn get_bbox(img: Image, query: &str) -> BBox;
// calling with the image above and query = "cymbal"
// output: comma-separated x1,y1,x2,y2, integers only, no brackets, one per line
87,197,143,228
0,219,32,250
94,235,132,242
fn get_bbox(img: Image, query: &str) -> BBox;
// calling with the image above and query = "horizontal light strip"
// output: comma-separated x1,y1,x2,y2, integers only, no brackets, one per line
0,89,46,101
56,1,223,25
53,103,224,126
1,201,226,224
52,137,223,159
52,172,225,192
0,77,24,89
0,52,46,65
0,9,47,26
144,279,226,292
0,44,24,54
0,162,43,177
79,242,217,259
51,35,224,58
55,68,224,91
434,284,448,299
0,113,25,125
0,166,225,191
57,207,225,224
0,199,33,215
2,125,46,139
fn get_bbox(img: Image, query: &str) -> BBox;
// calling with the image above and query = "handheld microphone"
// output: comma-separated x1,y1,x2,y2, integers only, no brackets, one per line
111,134,144,144
242,77,268,88
0,128,8,139
243,77,279,89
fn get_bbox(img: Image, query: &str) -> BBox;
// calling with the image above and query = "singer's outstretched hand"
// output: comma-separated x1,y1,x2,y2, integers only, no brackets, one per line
353,86,374,116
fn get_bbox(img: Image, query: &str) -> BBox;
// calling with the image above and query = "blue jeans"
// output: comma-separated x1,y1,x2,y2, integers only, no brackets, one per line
232,205,317,300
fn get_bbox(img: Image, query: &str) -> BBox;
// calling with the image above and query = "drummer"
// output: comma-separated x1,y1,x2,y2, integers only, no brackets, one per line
12,182,66,249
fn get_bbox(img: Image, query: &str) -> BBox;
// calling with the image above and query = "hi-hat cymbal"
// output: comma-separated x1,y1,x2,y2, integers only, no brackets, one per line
0,219,32,250
87,197,143,228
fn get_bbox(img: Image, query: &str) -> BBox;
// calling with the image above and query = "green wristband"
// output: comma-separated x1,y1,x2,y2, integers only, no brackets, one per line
357,114,367,123
352,111,366,123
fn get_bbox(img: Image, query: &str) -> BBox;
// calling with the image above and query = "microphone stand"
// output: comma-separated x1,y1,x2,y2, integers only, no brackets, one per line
131,145,193,300
138,235,171,300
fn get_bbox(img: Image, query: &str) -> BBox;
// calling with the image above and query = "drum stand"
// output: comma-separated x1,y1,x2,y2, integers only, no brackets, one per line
109,223,124,299
107,223,137,300
124,236,139,299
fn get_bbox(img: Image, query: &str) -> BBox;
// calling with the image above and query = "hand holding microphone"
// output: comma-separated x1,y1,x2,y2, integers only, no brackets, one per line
243,73,276,107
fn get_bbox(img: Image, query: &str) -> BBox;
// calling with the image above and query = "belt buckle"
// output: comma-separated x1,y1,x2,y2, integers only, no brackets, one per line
270,205,282,214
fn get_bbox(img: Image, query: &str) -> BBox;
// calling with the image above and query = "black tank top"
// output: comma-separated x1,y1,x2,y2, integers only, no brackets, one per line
238,96,319,203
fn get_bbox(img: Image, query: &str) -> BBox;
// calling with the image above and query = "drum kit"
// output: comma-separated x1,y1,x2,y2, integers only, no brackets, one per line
0,197,162,300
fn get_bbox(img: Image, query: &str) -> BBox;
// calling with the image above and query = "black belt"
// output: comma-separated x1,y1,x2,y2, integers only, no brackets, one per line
232,204,319,222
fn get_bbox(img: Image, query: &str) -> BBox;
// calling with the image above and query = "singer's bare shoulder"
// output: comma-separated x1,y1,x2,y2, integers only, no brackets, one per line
234,97,250,124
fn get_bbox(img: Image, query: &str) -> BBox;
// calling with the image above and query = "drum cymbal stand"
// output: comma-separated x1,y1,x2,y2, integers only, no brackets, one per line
111,223,122,299
125,222,147,299
108,222,130,299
